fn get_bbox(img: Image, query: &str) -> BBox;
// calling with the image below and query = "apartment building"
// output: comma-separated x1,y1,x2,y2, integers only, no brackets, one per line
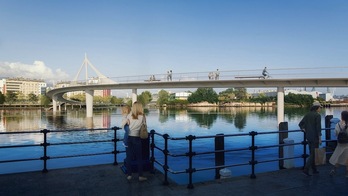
0,78,47,96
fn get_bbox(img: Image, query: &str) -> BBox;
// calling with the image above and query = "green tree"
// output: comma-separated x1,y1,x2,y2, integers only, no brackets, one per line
157,90,169,106
0,91,5,104
218,88,236,103
234,87,248,100
70,93,85,102
188,88,218,104
5,91,17,103
110,96,124,105
28,93,39,103
284,93,313,107
40,95,51,106
137,91,152,106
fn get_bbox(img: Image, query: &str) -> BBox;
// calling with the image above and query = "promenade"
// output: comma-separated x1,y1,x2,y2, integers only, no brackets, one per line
0,163,347,196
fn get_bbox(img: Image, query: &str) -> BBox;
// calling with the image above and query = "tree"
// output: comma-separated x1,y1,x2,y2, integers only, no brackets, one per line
188,88,218,104
218,88,236,103
28,93,39,103
5,91,17,103
0,91,5,104
110,96,124,105
284,93,313,107
234,87,248,100
137,91,152,106
157,90,169,106
40,95,51,106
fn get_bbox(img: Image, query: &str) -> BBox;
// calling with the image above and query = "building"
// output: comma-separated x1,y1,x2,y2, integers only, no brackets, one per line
0,78,47,96
54,78,111,98
170,92,192,100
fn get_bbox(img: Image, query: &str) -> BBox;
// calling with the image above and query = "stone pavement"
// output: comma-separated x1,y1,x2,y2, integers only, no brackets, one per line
0,163,347,196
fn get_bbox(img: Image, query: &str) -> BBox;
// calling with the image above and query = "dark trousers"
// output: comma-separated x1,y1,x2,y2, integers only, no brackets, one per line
304,141,319,172
125,136,143,176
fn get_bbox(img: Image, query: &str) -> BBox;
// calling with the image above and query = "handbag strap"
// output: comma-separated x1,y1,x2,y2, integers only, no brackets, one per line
338,123,348,133
142,115,146,125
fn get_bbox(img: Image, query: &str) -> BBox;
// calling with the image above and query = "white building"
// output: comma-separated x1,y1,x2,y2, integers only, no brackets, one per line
0,78,47,96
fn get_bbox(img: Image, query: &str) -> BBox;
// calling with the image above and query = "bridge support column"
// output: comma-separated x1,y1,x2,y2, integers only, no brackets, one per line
132,89,137,104
85,89,94,118
52,96,57,112
277,87,285,125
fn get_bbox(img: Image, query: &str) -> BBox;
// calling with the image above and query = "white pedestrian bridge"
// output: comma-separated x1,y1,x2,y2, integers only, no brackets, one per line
47,77,348,124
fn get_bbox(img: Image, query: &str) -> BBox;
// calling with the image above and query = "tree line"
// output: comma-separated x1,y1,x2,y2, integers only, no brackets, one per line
0,87,316,108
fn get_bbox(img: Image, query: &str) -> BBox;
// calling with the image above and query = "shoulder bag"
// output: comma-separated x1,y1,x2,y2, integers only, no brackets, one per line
140,116,148,139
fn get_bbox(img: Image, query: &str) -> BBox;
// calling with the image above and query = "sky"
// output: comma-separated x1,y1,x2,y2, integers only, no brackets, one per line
1,0,348,96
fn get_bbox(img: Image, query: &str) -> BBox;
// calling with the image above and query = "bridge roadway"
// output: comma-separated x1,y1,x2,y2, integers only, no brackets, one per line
0,163,347,196
47,77,348,123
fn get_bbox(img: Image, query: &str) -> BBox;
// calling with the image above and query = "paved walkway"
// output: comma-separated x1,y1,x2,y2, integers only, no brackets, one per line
0,163,347,196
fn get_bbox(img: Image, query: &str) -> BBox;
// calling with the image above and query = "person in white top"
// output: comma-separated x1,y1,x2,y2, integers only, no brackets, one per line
125,102,147,182
329,111,348,177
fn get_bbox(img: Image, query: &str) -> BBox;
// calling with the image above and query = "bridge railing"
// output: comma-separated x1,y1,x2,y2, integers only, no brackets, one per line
55,66,348,87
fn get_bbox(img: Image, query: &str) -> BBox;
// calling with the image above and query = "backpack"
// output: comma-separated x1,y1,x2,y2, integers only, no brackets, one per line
337,124,348,144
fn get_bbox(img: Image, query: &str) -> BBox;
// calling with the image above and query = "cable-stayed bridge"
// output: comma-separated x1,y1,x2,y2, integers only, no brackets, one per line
47,57,348,124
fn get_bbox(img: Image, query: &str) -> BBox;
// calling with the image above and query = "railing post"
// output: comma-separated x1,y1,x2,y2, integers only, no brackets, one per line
249,131,258,179
186,135,196,189
163,134,169,186
301,131,308,169
278,122,288,169
40,129,50,173
150,130,155,173
325,115,337,154
215,133,225,179
111,126,120,165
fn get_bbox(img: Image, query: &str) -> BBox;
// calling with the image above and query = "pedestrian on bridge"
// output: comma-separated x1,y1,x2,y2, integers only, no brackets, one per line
299,101,322,176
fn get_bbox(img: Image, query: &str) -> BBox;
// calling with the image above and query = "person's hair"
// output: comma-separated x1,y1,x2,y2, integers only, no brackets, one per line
131,102,144,119
310,105,320,112
341,111,348,129
121,105,130,115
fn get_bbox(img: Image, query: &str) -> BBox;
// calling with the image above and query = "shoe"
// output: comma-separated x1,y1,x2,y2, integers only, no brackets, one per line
329,169,336,176
127,176,132,181
139,176,147,182
313,170,319,174
302,170,312,176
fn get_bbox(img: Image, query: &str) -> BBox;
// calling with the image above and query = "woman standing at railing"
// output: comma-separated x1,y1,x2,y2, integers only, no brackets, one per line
125,102,147,182
329,111,348,177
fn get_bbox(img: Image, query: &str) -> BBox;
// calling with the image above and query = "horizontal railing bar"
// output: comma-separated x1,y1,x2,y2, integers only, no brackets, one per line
0,157,40,163
0,144,41,149
50,140,112,146
0,131,41,135
50,152,112,159
49,128,112,133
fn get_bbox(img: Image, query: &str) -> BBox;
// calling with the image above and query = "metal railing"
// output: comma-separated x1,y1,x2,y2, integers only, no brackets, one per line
0,127,123,172
149,127,336,189
0,120,338,189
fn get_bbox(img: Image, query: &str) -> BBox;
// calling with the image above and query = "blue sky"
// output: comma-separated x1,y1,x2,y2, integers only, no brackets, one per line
1,0,348,95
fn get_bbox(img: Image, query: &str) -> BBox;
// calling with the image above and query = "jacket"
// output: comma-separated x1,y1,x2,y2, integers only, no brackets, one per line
299,111,322,142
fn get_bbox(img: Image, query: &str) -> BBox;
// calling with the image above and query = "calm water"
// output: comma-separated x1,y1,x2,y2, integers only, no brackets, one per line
0,106,344,184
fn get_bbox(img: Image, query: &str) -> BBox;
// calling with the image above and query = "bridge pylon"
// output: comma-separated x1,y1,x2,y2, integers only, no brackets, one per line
72,53,116,85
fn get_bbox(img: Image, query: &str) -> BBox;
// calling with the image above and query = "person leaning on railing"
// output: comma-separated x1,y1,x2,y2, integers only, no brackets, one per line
125,102,147,182
299,101,322,176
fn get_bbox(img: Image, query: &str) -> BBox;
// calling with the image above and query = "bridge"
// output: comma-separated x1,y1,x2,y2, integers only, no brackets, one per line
46,55,348,124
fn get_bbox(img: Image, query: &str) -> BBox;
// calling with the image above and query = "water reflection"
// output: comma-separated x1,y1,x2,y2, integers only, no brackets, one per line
0,106,346,132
